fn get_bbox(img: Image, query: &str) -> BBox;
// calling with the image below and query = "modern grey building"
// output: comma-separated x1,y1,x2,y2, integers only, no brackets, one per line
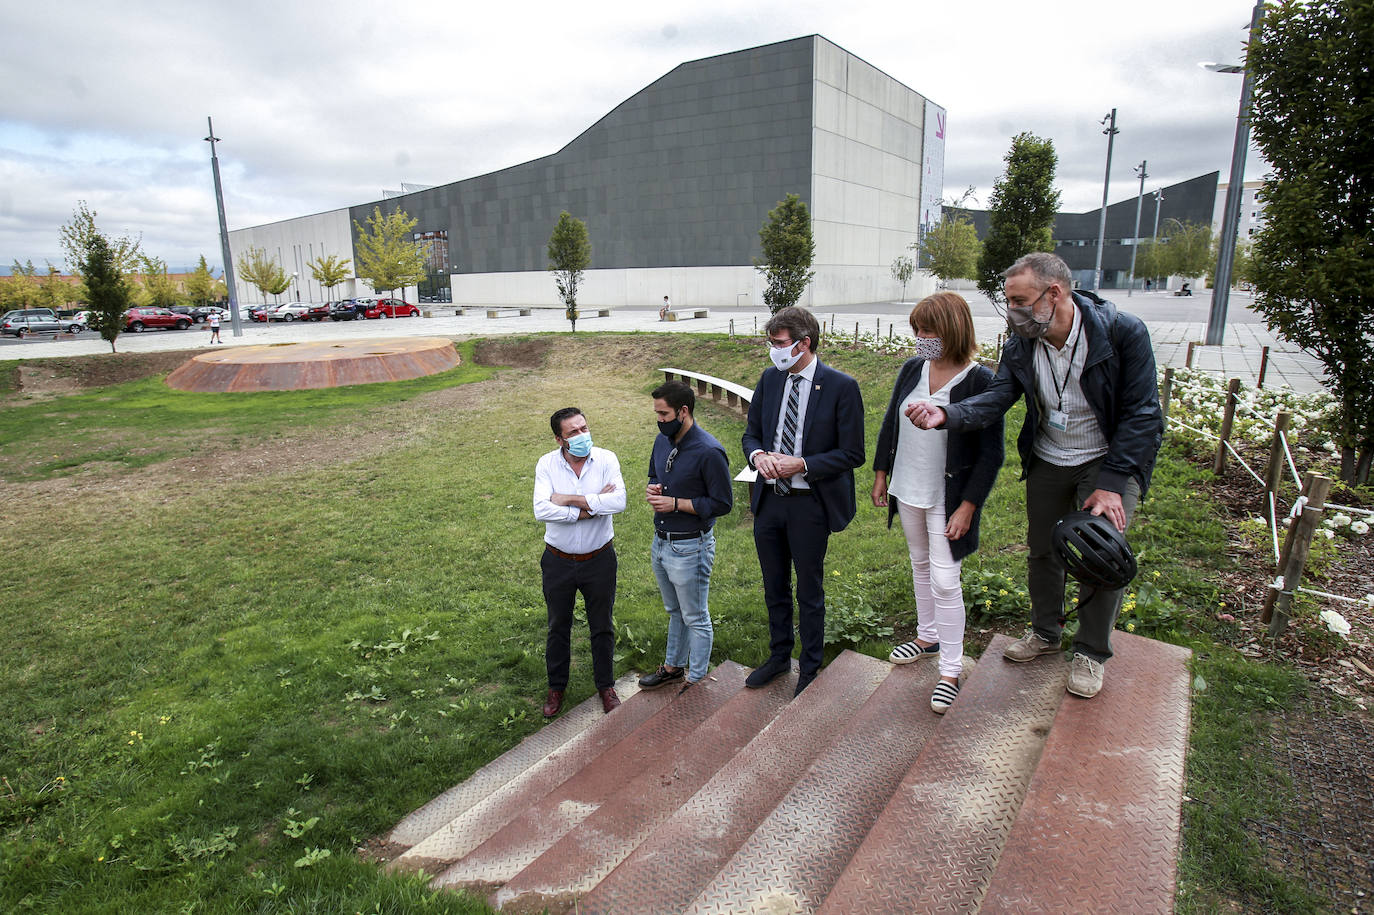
228,35,947,308
964,172,1220,290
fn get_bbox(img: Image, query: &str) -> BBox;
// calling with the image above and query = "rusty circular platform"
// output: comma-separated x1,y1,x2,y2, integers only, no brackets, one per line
165,337,460,392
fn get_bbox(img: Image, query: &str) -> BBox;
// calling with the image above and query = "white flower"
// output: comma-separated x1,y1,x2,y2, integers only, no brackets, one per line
1319,609,1352,637
1352,520,1370,535
1323,529,1336,539
1323,441,1338,452
1330,513,1352,528
1365,594,1374,607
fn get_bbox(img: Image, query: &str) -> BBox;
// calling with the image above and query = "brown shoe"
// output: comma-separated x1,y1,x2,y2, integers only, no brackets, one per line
542,689,564,718
599,687,621,713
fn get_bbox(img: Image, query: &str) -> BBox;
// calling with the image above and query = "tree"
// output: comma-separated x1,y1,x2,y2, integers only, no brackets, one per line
183,255,218,306
79,232,132,354
977,133,1060,303
139,256,182,309
352,206,429,300
918,215,983,284
547,211,591,331
890,255,915,302
1133,237,1169,285
235,246,291,303
1247,0,1374,482
1211,236,1254,290
755,193,815,314
308,253,353,302
1,261,40,309
59,201,142,279
1162,220,1214,281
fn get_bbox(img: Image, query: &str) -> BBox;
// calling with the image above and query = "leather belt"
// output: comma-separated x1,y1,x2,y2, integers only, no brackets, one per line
656,529,705,541
545,541,612,561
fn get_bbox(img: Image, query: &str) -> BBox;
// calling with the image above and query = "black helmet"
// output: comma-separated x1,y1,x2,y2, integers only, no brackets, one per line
1052,510,1137,590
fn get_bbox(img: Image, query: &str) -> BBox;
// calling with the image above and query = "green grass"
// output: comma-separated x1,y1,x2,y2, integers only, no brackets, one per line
0,332,1331,912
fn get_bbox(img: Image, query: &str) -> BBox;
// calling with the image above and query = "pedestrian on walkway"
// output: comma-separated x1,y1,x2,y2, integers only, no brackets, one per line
207,310,222,343
872,292,1004,713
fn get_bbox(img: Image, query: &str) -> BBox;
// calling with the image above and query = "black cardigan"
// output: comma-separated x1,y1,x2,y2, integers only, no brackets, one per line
873,358,1006,561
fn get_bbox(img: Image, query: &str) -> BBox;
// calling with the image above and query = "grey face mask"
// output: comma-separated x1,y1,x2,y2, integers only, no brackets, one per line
1006,287,1055,339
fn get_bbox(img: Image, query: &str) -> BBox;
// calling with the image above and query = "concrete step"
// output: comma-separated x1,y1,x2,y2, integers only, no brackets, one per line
818,633,1067,913
386,672,642,849
429,661,750,894
389,676,678,874
979,632,1192,914
563,650,889,915
679,656,946,915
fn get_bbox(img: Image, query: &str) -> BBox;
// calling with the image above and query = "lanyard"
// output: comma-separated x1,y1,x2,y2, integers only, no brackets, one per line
1040,320,1082,412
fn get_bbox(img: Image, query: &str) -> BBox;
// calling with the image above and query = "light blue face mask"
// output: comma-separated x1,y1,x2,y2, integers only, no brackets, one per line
565,431,593,458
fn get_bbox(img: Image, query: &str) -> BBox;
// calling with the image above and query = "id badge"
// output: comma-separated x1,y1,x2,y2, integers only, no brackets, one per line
1047,408,1069,432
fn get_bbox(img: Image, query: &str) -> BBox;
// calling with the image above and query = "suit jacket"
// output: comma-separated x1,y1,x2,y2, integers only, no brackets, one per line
743,359,865,533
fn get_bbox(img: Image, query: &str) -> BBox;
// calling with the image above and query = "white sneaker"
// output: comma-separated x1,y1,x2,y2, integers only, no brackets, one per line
1067,653,1104,698
1003,630,1061,663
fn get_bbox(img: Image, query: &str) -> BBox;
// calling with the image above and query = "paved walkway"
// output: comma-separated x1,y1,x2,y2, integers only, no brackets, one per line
4,292,1329,395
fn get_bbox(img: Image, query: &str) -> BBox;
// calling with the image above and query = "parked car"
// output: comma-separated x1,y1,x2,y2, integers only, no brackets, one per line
1,309,85,337
360,298,421,319
124,307,192,332
300,302,333,322
269,302,313,322
247,305,273,322
329,300,367,321
192,306,228,323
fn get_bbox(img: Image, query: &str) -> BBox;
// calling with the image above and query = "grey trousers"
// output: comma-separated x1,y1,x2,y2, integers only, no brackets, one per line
1025,457,1140,663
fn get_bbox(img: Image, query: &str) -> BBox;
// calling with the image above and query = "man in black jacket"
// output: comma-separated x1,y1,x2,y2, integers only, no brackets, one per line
911,253,1162,699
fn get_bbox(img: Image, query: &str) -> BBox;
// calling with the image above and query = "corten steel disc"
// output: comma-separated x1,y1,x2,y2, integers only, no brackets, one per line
165,338,460,392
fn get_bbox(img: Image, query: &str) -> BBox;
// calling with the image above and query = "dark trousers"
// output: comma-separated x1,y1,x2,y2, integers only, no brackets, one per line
1025,457,1141,663
752,487,831,677
540,545,617,691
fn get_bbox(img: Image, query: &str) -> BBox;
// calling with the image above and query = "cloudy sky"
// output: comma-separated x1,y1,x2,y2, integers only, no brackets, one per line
1,0,1263,274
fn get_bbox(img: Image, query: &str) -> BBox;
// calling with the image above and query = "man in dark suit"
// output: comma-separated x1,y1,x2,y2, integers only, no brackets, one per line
742,306,865,695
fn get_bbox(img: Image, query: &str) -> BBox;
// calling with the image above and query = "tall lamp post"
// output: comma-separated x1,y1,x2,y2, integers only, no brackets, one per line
1093,108,1119,291
204,117,243,337
1127,160,1148,296
1203,0,1266,346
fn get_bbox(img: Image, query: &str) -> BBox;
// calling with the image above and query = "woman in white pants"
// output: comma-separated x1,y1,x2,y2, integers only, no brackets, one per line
872,293,1005,713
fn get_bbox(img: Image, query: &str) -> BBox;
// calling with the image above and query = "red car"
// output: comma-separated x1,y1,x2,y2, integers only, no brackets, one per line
124,307,192,332
361,298,421,319
300,303,333,321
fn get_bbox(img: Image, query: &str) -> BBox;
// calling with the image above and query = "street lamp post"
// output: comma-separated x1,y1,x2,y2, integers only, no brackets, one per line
1093,108,1119,291
1127,160,1148,297
204,117,243,338
1204,0,1266,346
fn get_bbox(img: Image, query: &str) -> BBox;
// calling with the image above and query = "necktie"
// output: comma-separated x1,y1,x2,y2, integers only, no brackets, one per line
776,375,803,494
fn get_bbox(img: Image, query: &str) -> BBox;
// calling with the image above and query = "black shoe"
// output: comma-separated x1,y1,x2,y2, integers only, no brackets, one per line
745,656,791,688
639,665,686,690
793,671,816,697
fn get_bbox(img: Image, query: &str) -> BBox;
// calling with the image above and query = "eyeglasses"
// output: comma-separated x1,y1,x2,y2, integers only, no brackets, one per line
665,447,679,473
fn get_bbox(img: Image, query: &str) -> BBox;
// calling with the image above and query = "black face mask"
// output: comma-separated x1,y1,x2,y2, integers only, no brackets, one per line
657,412,684,438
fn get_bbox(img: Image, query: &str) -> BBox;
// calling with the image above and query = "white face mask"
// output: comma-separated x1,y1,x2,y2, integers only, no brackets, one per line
769,340,803,372
913,336,944,361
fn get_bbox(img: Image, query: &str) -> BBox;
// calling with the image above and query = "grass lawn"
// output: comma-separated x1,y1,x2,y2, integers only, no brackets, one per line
0,334,1331,913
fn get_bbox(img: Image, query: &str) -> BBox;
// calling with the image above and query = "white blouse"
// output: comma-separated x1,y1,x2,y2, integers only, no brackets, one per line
888,361,975,511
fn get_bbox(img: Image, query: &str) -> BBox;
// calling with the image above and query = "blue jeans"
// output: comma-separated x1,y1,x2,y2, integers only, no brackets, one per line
650,530,716,682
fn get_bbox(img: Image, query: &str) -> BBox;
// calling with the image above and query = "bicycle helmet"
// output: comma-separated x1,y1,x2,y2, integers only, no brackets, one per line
1052,510,1137,590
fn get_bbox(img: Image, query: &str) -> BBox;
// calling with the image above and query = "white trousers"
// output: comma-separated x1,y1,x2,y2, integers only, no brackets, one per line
895,499,965,678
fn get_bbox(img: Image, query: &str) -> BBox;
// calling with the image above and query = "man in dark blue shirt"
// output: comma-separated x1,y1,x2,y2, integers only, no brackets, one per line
641,380,734,689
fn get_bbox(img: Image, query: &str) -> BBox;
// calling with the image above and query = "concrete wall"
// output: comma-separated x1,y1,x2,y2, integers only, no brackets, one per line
230,35,938,308
810,37,928,306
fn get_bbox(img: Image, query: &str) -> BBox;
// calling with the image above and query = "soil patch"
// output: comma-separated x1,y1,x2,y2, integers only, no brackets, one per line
5,350,199,400
473,338,553,369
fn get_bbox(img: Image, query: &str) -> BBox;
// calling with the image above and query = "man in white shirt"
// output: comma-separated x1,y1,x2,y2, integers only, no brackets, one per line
533,407,628,717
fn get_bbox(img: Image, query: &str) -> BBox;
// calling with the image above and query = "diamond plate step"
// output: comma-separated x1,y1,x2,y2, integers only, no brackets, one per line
980,631,1192,914
490,658,810,913
390,676,678,874
387,672,642,849
536,651,890,915
680,657,945,915
431,661,750,893
818,633,1068,914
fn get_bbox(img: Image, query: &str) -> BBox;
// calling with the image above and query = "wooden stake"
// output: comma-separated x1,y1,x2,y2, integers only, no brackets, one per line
1261,410,1291,527
1212,378,1242,475
1257,345,1270,389
1161,367,1175,424
1266,474,1333,637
